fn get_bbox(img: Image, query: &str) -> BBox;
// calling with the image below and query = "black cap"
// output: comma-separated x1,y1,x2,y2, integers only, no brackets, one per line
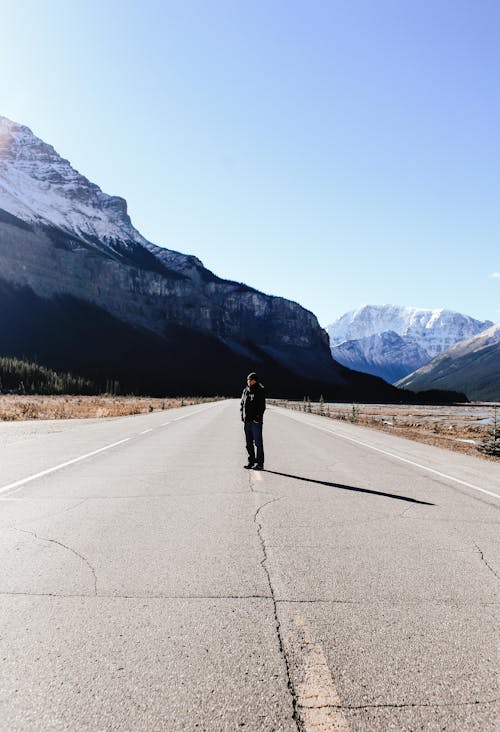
247,372,258,381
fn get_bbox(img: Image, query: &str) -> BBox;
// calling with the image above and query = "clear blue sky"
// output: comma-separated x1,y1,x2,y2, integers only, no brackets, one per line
1,0,499,326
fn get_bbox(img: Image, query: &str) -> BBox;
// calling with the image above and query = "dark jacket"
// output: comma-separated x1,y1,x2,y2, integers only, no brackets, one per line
240,383,266,423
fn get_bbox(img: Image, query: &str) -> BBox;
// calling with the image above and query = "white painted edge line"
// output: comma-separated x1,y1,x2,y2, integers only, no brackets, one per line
0,402,222,498
0,438,131,497
279,411,500,500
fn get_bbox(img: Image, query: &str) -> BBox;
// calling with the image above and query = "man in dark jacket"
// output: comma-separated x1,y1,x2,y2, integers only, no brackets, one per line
240,372,266,470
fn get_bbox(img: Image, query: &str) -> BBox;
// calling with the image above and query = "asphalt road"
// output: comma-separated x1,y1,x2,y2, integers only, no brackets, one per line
0,399,498,731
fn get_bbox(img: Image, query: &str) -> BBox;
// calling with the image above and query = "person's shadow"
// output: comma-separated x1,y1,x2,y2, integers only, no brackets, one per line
263,470,434,505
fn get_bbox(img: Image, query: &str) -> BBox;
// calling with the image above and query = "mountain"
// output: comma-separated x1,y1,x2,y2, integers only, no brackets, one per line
0,115,403,400
328,305,493,383
396,324,500,401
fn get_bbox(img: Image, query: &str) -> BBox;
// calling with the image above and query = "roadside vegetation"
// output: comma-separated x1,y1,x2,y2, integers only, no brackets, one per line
0,357,224,420
478,406,500,457
270,398,500,460
0,395,223,421
0,356,95,395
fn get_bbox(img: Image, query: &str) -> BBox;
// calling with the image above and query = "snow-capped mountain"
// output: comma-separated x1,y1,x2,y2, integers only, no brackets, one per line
0,117,139,244
396,324,500,401
330,330,432,384
0,116,402,399
328,305,493,383
0,115,203,273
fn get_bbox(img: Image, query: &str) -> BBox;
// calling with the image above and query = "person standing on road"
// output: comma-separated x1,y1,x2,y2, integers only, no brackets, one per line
240,372,266,470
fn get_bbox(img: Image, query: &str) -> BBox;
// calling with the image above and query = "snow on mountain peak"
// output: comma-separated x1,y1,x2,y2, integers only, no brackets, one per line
327,304,494,383
445,322,500,357
0,115,208,276
328,305,492,349
0,115,146,248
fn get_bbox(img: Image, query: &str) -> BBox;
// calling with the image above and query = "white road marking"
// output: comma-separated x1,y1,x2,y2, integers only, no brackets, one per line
279,411,500,500
293,615,350,731
0,402,223,498
160,422,171,426
169,402,221,421
0,438,132,497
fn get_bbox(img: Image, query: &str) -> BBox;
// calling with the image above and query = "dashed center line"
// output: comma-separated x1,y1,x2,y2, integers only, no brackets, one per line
139,429,153,434
171,404,219,421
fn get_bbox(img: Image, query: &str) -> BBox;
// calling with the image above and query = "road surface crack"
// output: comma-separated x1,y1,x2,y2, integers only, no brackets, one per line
399,504,416,518
472,541,499,580
276,599,360,605
250,475,300,730
12,527,98,595
12,498,89,527
0,591,273,600
334,699,498,710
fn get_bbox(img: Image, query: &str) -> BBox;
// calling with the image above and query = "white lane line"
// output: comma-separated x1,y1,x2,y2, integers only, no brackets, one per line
279,411,500,500
171,404,216,421
0,438,131,497
139,429,153,434
0,402,222,498
157,405,218,423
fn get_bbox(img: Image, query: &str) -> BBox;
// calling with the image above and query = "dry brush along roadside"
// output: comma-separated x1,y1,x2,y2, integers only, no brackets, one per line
270,399,500,461
0,395,224,421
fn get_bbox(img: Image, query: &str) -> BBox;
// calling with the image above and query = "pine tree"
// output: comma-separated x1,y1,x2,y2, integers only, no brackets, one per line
479,406,500,457
350,403,359,423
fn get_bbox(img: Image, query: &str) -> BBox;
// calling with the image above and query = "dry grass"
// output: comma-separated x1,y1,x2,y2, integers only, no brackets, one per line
0,395,222,421
270,399,500,461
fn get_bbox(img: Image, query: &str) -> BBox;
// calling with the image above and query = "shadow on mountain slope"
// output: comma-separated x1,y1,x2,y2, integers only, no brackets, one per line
0,280,465,403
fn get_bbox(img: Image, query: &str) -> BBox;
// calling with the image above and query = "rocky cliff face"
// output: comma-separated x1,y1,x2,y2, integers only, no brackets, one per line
0,116,339,387
328,305,493,383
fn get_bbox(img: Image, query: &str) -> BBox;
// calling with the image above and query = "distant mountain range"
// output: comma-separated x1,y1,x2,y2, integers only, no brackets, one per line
0,115,405,400
396,324,500,401
328,305,493,384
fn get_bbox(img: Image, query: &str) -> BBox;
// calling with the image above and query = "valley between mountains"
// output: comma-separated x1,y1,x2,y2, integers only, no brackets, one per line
3,115,495,403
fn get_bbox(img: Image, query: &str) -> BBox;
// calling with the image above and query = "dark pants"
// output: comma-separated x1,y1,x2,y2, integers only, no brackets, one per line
244,421,264,466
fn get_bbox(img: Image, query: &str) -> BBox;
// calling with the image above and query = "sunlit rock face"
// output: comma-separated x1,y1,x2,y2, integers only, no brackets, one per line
0,116,344,388
328,305,493,383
